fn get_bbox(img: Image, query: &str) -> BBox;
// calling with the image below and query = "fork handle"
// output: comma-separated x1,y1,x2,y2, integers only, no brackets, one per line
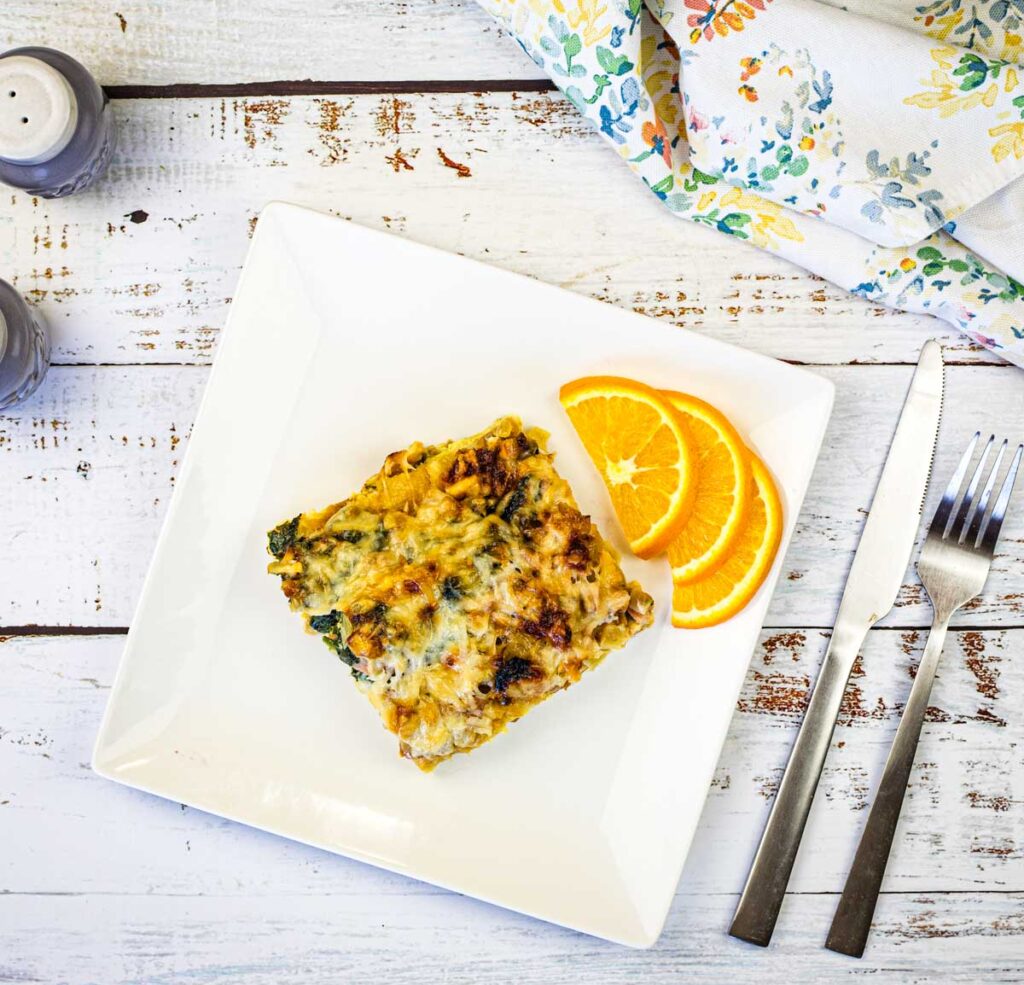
826,613,951,958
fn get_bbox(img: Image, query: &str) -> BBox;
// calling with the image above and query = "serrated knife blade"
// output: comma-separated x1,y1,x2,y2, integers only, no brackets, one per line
826,339,944,628
729,339,944,948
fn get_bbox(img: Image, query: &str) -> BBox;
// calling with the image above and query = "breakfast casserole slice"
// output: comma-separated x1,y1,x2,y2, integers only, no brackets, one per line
266,416,654,770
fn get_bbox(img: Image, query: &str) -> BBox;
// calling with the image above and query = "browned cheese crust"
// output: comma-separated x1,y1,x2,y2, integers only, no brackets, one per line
267,416,654,769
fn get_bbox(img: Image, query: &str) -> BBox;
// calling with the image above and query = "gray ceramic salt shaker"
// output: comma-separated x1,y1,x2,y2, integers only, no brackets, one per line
0,47,116,197
0,278,50,409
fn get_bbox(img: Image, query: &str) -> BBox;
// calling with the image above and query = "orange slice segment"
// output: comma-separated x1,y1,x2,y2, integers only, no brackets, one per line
671,455,783,629
560,376,696,558
663,391,751,583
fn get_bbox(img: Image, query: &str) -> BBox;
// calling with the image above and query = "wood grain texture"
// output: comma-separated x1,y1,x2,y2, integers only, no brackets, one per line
1,0,545,85
0,94,999,368
102,80,559,98
2,2,1022,975
1,632,1020,980
2,892,1022,984
2,631,1019,896
3,365,1023,629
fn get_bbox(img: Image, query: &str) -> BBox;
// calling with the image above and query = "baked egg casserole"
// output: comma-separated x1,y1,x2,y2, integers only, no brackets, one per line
267,416,653,770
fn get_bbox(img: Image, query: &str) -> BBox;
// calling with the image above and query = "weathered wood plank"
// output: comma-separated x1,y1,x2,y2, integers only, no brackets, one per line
2,629,1019,898
1,1,544,86
0,95,998,367
2,890,1022,984
3,364,1023,629
1,366,203,628
3,3,1018,978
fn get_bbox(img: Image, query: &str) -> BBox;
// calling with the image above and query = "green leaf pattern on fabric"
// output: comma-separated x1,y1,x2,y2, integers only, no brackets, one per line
475,0,1024,365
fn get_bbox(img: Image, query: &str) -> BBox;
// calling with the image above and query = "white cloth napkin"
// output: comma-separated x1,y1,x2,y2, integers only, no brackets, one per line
476,0,1024,365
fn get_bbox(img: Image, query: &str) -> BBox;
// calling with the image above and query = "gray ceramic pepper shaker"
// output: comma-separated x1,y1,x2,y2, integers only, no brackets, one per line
0,278,50,409
0,47,116,197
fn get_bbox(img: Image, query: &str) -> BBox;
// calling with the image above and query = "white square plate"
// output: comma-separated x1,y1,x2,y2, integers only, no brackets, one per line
93,202,833,948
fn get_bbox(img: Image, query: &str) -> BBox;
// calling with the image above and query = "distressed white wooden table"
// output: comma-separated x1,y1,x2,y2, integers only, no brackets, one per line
1,3,1022,982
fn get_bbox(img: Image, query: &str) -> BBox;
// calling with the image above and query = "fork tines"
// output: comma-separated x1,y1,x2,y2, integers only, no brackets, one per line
932,432,1024,552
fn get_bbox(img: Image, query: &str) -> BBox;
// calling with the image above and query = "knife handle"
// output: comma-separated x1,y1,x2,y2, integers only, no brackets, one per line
730,626,864,946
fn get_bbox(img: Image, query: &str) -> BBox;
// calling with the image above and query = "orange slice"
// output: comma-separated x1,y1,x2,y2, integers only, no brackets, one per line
663,391,751,583
560,376,696,558
671,455,783,629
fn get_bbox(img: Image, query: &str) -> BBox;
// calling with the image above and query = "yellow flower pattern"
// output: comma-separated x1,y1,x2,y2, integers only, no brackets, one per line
718,187,802,248
915,3,1024,63
904,45,1024,164
905,46,1018,120
566,0,612,46
475,0,1024,364
990,120,1024,162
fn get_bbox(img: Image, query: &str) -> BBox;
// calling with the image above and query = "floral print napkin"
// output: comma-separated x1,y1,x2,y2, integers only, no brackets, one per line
475,0,1024,366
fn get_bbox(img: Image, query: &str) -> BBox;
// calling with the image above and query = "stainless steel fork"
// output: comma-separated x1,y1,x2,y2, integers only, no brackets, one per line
825,432,1022,958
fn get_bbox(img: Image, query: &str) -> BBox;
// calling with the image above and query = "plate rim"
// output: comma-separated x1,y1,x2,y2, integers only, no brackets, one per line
92,200,836,948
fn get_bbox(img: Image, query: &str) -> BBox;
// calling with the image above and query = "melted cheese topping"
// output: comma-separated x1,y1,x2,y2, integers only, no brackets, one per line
268,416,653,770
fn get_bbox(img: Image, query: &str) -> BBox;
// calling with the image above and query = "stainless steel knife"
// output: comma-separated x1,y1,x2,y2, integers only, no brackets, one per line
729,339,944,947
